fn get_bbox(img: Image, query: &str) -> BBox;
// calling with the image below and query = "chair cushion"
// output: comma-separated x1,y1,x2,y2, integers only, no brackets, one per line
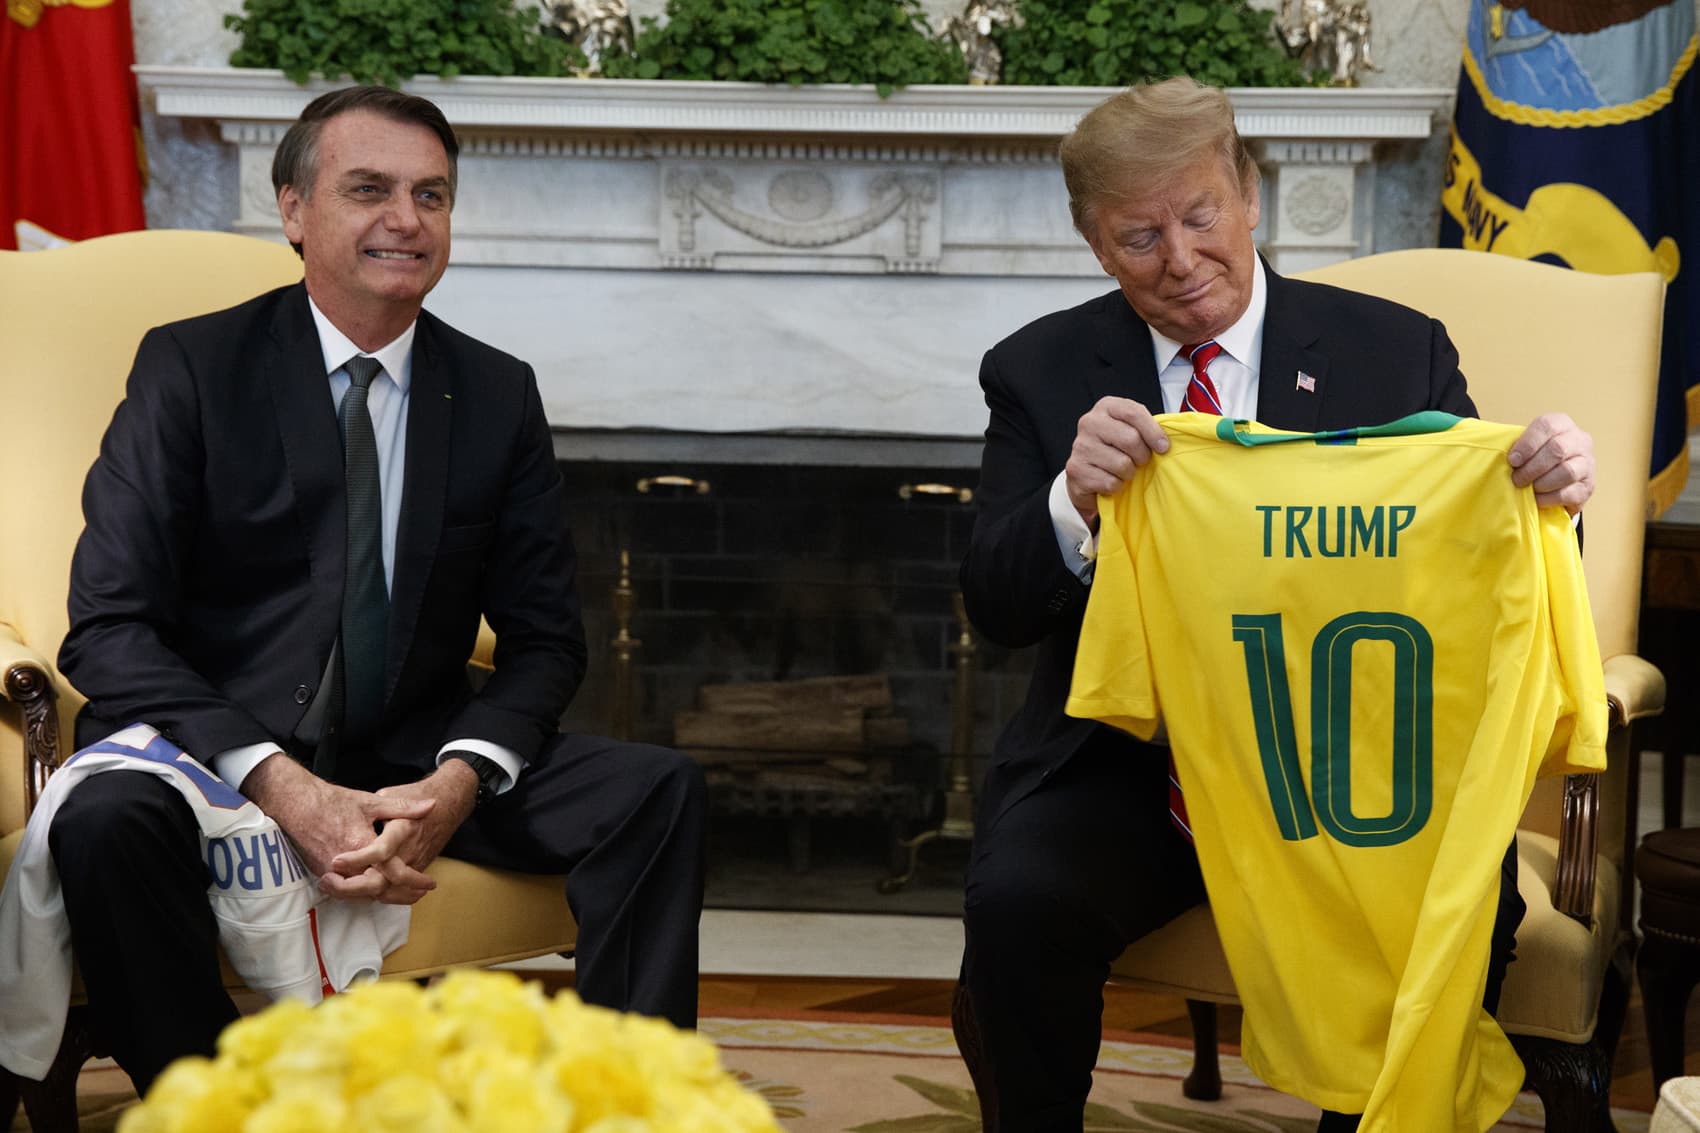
1637,828,1700,940
1497,831,1622,1043
380,857,575,980
1108,903,1238,1004
1653,1077,1700,1133
1106,832,1621,1044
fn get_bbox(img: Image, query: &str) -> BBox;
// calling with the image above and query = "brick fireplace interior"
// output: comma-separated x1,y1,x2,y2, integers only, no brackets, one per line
552,446,1034,913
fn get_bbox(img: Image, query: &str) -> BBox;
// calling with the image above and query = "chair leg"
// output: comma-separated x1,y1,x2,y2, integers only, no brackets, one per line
950,980,997,1130
17,1004,98,1133
1515,1038,1617,1133
1182,999,1222,1101
1513,933,1633,1133
1637,933,1700,1090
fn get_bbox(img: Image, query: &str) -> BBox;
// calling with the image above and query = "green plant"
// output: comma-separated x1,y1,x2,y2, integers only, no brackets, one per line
996,0,1313,88
600,0,968,95
225,0,584,85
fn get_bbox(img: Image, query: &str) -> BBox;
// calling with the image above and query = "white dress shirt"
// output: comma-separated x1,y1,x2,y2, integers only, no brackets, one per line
1050,259,1269,578
211,297,523,795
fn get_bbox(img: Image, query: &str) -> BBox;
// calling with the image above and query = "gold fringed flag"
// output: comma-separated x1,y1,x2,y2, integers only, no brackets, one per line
0,0,146,250
1442,0,1697,515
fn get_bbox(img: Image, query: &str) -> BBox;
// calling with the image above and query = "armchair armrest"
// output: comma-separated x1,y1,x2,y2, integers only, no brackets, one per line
1603,652,1665,726
0,622,64,819
1550,653,1666,926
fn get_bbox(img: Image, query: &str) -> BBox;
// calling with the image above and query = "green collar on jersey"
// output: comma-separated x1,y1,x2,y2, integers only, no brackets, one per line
1214,411,1465,447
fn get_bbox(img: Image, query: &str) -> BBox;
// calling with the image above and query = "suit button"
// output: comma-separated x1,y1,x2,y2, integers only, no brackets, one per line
293,685,311,705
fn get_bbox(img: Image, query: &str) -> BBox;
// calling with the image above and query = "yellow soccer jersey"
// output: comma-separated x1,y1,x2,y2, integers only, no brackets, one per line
1065,412,1606,1133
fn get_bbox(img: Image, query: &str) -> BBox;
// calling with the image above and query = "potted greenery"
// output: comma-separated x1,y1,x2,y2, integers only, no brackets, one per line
995,0,1313,87
223,0,1315,92
598,0,968,94
224,0,583,85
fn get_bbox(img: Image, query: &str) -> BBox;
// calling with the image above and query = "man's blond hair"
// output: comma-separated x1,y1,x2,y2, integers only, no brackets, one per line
1060,77,1257,233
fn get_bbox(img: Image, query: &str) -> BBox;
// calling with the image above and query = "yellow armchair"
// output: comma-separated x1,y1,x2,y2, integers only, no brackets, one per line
0,230,577,1132
1100,249,1666,1130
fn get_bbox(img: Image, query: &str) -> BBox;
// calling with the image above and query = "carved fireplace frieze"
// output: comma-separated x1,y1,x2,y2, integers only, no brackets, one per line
662,163,941,273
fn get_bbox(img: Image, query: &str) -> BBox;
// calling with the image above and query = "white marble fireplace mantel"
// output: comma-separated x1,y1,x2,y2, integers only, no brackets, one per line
137,68,1451,443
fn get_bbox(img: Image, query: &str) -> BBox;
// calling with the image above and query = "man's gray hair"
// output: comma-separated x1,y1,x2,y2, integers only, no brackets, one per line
1060,76,1258,234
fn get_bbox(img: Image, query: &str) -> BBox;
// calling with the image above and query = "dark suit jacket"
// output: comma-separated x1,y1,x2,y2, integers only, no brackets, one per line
961,264,1477,826
60,283,587,786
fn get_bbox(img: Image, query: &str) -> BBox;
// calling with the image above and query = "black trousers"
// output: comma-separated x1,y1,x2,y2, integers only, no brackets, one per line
960,731,1526,1131
48,732,706,1095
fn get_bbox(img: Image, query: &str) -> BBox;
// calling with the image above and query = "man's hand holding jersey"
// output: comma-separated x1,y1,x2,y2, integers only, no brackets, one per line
1064,399,1596,528
1509,412,1595,513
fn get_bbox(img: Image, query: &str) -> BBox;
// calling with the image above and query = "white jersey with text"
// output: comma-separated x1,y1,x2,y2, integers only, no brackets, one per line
0,724,409,1080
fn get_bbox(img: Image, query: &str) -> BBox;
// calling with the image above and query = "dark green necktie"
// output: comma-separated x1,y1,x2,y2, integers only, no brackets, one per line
338,355,389,743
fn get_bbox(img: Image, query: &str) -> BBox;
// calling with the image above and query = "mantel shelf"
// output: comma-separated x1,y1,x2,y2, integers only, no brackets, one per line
136,66,1451,141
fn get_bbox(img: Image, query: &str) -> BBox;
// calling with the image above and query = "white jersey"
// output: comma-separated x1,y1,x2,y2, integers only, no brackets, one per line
0,724,410,1080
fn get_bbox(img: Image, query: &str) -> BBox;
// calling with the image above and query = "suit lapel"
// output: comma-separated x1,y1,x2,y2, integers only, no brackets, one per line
1256,265,1329,433
387,312,452,688
1085,291,1165,414
264,285,345,661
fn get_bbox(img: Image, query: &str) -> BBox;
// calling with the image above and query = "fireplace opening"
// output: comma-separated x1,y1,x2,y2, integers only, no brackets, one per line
553,449,1036,913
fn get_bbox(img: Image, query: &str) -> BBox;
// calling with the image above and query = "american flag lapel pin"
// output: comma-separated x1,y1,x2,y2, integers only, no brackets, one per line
1295,371,1316,393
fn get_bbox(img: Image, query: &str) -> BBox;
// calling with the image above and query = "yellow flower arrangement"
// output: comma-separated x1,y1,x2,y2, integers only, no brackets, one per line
117,970,784,1133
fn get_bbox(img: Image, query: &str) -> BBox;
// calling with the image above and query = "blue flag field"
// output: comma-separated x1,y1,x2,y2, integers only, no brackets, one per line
1441,0,1697,513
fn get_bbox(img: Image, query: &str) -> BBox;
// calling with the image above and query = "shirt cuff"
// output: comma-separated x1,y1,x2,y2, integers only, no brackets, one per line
211,743,285,793
436,739,525,796
1049,471,1097,582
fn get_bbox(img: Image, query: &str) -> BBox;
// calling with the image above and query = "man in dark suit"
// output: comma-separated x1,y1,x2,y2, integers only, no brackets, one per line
957,77,1596,1130
50,86,705,1093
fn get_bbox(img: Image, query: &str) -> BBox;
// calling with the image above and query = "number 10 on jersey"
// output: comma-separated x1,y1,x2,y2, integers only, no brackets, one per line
1231,612,1435,848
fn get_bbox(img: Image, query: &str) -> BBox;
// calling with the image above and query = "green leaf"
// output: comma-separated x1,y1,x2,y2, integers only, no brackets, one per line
849,1116,979,1133
1081,1100,1146,1129
890,1074,983,1117
1241,1110,1325,1133
1132,1101,1285,1133
997,0,1310,88
582,0,964,88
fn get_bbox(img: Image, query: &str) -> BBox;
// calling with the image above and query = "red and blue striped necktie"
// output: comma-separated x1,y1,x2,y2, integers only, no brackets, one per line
1179,340,1225,415
1162,340,1226,843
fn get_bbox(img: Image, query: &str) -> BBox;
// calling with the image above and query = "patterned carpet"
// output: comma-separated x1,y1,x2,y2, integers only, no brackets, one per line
702,1012,1656,1133
16,1011,1658,1132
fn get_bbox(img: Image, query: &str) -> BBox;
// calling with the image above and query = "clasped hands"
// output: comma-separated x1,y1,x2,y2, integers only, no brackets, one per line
1064,398,1596,527
243,752,481,905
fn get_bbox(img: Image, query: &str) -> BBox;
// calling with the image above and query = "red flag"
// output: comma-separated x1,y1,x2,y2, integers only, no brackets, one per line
0,0,146,250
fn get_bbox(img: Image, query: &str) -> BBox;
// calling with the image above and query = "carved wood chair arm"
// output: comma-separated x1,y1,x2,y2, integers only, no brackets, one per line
1551,654,1666,925
1552,773,1599,925
0,624,63,821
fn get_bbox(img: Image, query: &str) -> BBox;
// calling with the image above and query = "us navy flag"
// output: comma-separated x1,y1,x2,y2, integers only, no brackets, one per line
1441,0,1697,514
